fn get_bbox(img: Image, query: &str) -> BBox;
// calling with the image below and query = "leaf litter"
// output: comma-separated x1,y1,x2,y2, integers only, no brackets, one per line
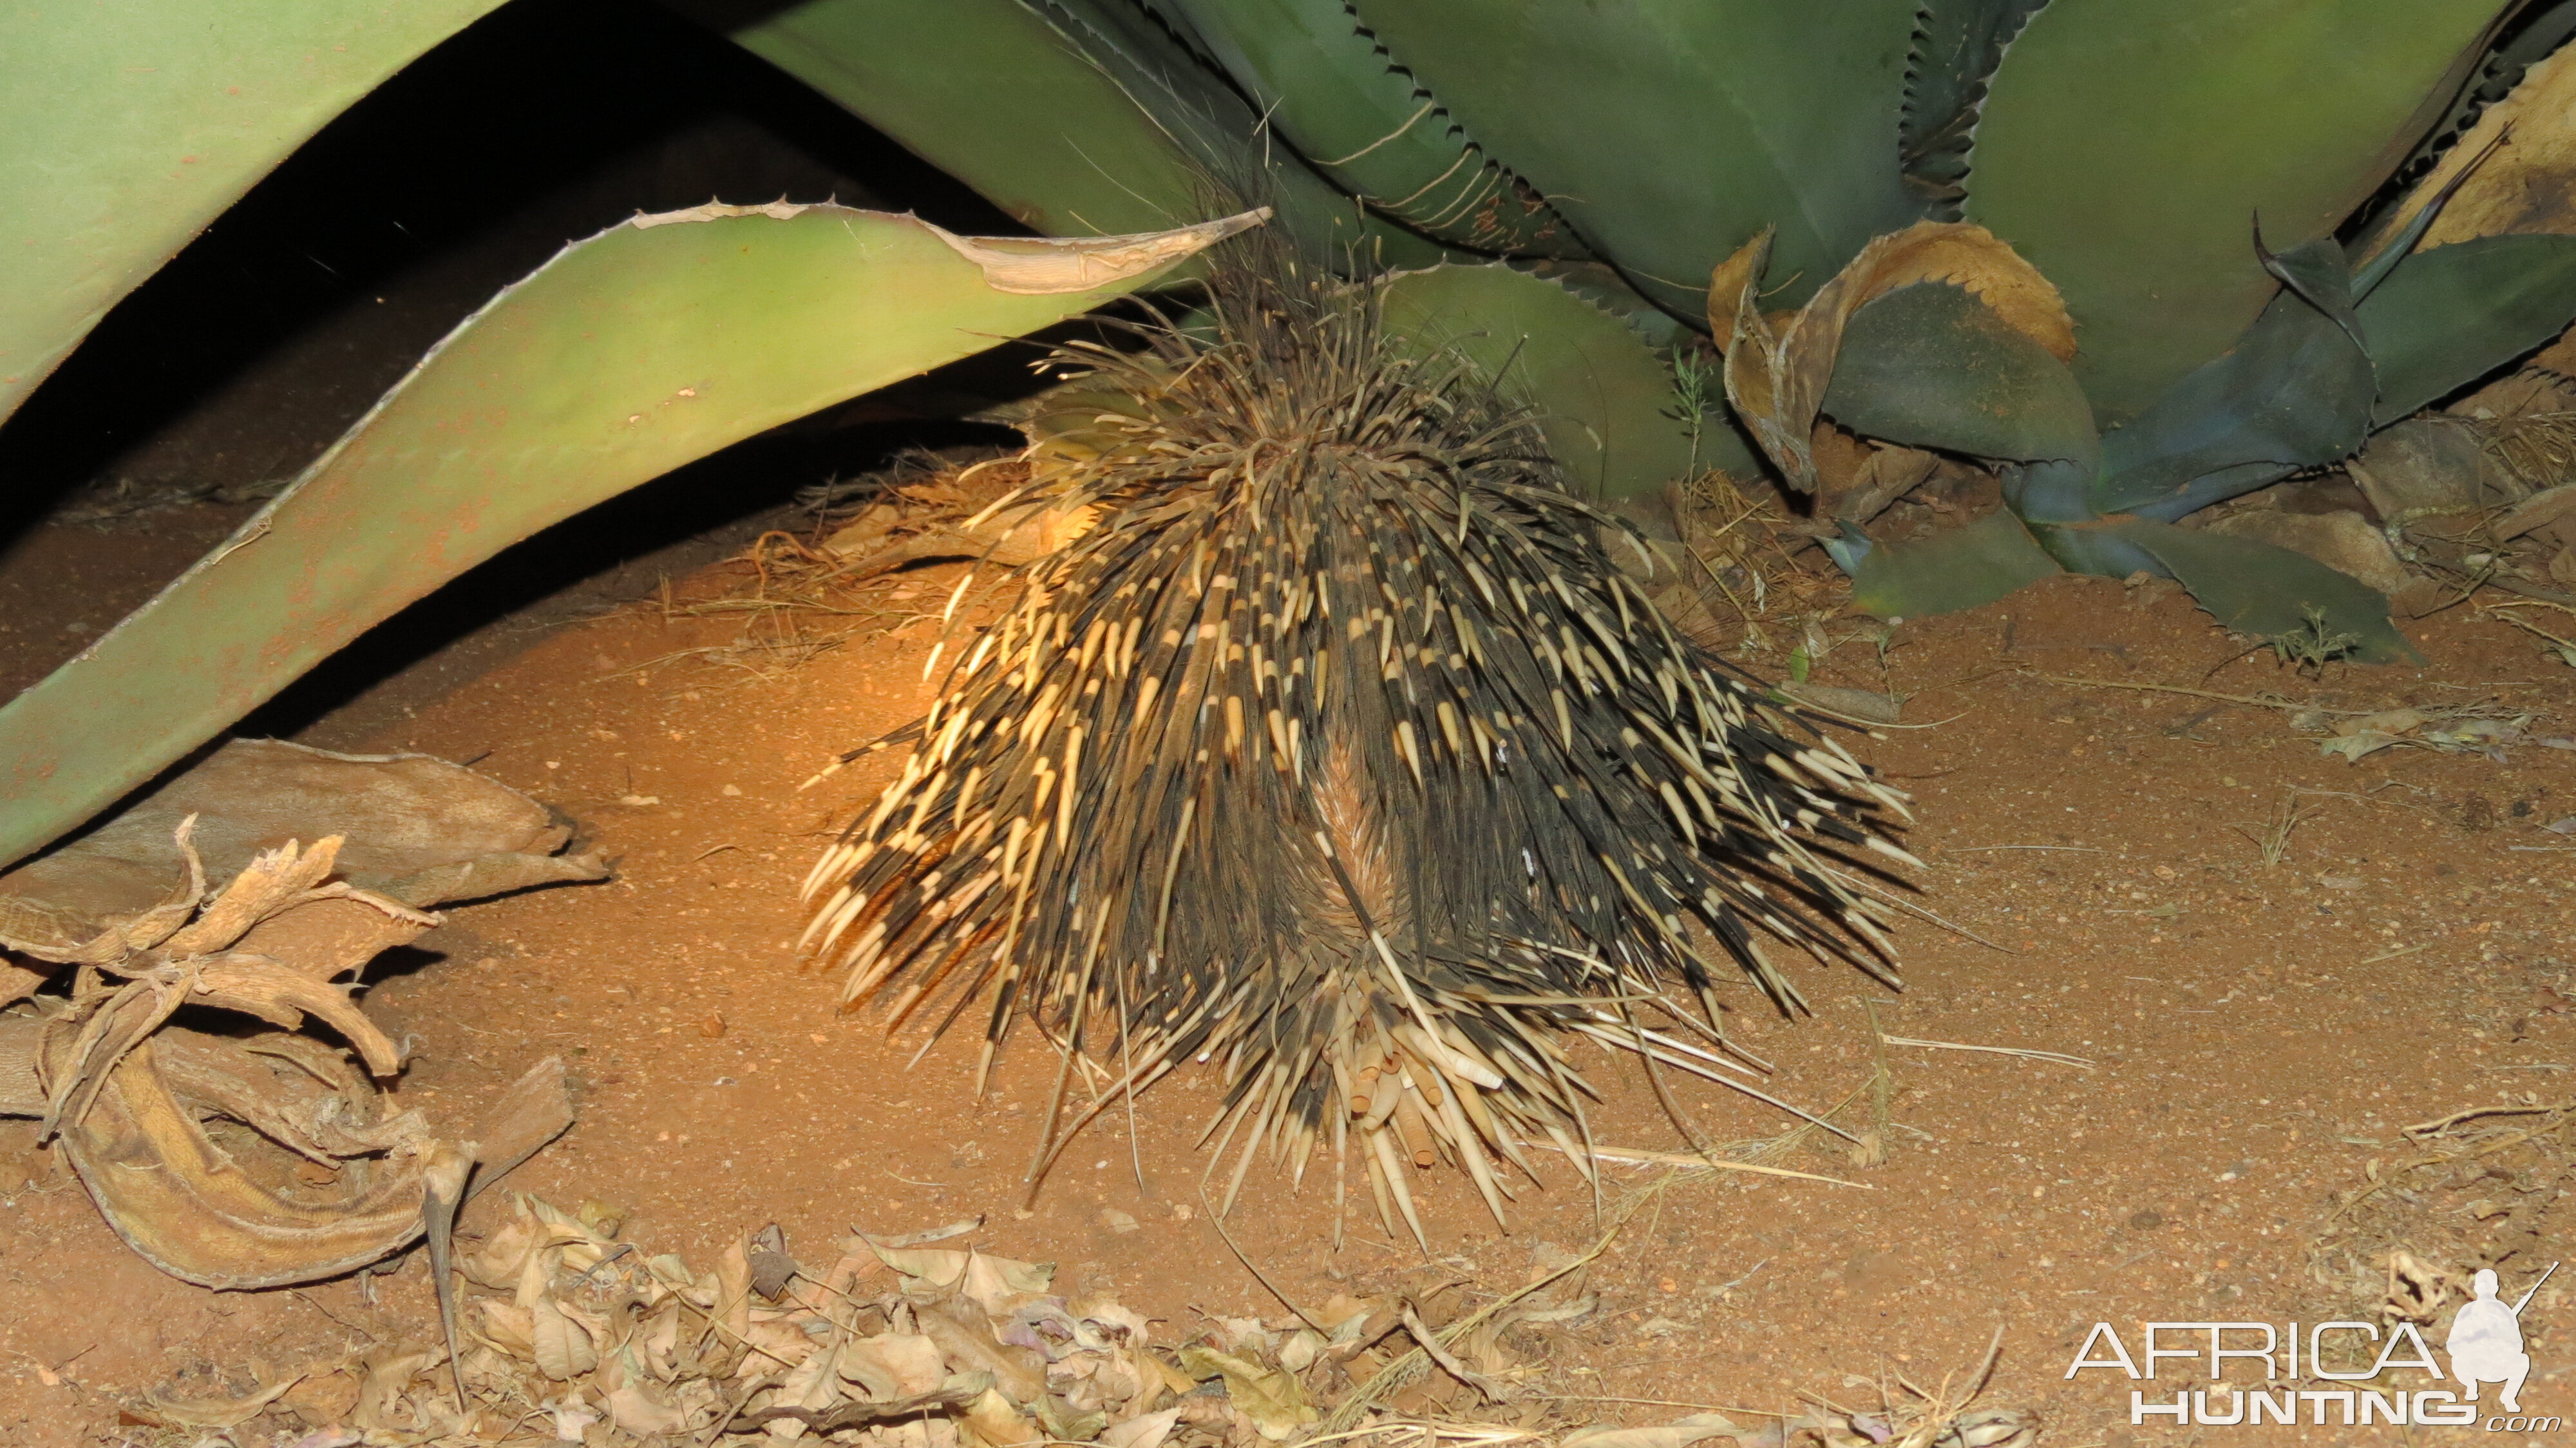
113,1170,2035,1447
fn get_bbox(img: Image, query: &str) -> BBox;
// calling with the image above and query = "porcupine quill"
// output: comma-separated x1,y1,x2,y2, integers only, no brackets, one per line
799,242,1917,1243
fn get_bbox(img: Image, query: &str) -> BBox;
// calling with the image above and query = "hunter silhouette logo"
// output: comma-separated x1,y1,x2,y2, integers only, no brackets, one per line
2067,1260,2561,1429
2450,1262,2553,1415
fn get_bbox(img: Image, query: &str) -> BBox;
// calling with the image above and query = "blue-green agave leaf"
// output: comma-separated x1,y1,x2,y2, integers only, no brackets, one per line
1822,281,2096,467
2359,233,2576,424
2100,517,2421,663
2094,238,2376,521
1844,508,2062,619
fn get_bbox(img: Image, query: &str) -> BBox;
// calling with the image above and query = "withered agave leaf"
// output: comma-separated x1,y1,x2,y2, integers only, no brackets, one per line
2382,37,2576,251
1721,220,2075,491
1823,281,2096,468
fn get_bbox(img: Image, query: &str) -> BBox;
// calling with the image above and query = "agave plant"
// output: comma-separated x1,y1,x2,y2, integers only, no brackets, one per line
8,0,2576,870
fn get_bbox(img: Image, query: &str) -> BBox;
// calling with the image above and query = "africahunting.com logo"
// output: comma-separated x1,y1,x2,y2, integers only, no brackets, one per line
2066,1262,2558,1431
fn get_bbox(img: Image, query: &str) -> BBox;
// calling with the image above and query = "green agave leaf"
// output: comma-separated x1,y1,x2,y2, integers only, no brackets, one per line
2360,233,2576,424
0,205,1255,869
683,0,1437,269
1821,281,2096,466
1142,0,1588,256
2093,238,2376,522
1844,508,2062,620
2099,517,2420,664
0,0,509,429
1379,263,1713,502
1349,0,1925,318
683,0,1188,236
1899,0,2049,218
1965,0,2507,420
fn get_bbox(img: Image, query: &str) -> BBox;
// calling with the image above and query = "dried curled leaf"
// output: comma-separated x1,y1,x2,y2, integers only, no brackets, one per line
1716,220,2074,496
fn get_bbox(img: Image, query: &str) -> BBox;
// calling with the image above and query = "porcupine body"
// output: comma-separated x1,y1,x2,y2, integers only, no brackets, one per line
800,252,1915,1240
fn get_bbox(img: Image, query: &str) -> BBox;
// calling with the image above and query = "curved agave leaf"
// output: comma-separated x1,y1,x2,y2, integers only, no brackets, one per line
1379,263,1706,502
1721,220,2075,494
2360,234,2576,423
2099,518,2420,664
1021,0,1447,269
0,0,509,430
1966,0,2508,421
683,0,1436,269
1821,281,2096,468
681,0,1193,236
1350,0,1924,318
1141,0,1589,256
2092,238,2376,522
0,205,1258,870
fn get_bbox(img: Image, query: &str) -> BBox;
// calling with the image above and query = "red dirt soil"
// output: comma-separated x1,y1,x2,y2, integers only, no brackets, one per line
1,504,2571,1447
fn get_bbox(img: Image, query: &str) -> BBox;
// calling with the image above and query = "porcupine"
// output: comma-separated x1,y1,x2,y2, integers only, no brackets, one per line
799,248,1917,1241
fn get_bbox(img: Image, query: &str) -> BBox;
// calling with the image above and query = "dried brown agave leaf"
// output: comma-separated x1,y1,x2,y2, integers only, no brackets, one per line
0,960,46,1011
44,1043,566,1290
40,1026,464,1286
197,1033,427,1154
160,834,354,956
1706,227,1776,356
2407,43,2576,247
